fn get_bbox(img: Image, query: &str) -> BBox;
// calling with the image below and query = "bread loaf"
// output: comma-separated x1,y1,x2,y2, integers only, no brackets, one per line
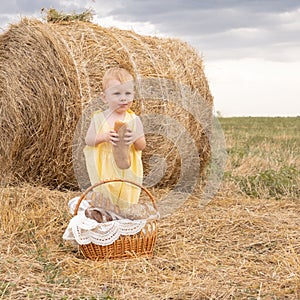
85,207,123,223
113,120,131,169
114,120,126,132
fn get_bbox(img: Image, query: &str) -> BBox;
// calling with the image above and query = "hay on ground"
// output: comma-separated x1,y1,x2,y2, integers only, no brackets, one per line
0,185,299,299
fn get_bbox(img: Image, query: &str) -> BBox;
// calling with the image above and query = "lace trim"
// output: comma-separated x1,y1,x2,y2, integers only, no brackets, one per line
63,215,147,246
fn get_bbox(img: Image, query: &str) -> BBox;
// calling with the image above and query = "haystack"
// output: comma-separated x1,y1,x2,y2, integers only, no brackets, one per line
0,18,213,191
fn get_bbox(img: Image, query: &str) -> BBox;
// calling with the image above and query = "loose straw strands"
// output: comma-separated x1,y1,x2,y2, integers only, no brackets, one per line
0,185,299,299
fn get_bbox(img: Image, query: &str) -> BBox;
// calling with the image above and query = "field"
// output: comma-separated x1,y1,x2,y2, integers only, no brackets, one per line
0,117,299,299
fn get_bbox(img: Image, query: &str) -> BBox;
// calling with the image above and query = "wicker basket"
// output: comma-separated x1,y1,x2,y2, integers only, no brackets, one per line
74,178,158,260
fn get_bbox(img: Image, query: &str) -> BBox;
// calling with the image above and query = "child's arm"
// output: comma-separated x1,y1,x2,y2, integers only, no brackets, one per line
124,117,146,151
133,136,146,151
85,119,118,146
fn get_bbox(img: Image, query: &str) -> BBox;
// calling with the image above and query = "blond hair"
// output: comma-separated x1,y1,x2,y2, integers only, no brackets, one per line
102,67,133,90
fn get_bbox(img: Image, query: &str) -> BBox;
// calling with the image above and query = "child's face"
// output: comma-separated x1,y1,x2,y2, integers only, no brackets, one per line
102,79,134,114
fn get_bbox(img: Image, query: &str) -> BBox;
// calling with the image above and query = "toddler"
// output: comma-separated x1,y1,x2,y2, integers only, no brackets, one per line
84,67,146,209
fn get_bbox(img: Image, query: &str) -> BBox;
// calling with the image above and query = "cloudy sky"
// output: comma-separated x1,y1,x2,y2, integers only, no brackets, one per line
1,0,299,116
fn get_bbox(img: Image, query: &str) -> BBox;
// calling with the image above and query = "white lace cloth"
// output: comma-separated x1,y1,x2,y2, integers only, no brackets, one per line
63,197,149,246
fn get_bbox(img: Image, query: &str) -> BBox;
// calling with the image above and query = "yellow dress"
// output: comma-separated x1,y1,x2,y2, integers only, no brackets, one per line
83,109,143,209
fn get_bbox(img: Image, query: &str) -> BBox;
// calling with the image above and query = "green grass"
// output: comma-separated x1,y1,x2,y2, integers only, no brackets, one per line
219,117,300,199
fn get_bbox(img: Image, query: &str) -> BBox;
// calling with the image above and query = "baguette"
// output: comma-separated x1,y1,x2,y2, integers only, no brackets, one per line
85,207,124,223
114,120,126,132
112,120,131,169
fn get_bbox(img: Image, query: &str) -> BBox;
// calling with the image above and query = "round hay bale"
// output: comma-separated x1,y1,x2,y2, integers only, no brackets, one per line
0,18,213,191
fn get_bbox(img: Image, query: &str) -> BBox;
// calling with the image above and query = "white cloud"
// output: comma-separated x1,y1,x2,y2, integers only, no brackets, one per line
279,9,300,35
206,59,300,116
94,15,162,37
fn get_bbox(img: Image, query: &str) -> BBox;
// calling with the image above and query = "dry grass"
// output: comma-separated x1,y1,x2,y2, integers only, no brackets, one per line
220,117,300,200
1,184,299,299
42,8,94,23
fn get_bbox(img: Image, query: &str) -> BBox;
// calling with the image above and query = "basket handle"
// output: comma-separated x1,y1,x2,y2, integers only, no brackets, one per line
74,178,157,216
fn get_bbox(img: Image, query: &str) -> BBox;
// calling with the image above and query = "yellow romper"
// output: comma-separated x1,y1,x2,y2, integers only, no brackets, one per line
83,109,143,209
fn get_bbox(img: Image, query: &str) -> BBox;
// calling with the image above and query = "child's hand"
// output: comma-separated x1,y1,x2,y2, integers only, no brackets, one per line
101,130,119,146
109,130,119,145
123,128,135,145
